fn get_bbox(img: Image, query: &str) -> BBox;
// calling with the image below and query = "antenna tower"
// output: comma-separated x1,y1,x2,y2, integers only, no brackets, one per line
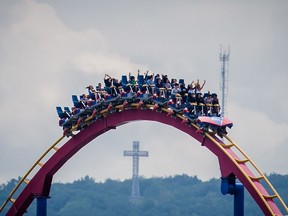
219,45,230,117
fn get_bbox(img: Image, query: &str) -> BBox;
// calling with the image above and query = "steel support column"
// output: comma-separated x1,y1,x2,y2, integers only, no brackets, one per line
221,174,244,216
36,196,50,216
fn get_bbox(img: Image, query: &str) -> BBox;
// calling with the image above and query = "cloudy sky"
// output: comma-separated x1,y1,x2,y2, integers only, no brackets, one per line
0,0,287,185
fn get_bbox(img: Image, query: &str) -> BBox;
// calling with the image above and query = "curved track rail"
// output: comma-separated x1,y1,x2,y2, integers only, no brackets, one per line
1,106,287,215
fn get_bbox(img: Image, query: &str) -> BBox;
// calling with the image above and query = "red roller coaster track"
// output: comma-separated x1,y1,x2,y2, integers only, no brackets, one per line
1,108,287,215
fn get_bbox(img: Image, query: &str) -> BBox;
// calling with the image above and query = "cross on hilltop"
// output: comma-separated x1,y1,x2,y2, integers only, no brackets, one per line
124,141,148,200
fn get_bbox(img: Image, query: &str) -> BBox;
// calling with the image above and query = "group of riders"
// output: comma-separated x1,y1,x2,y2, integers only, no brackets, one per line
56,71,223,136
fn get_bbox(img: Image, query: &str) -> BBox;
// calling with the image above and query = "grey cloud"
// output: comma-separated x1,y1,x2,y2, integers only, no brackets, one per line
1,0,287,184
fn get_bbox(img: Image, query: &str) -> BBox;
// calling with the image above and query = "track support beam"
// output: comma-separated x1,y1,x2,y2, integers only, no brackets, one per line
221,174,244,216
35,196,50,216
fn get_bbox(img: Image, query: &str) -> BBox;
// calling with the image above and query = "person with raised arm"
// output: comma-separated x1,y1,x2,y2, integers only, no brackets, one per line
194,79,206,94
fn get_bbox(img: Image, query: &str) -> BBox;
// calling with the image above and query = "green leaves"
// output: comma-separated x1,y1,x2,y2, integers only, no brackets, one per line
1,174,287,216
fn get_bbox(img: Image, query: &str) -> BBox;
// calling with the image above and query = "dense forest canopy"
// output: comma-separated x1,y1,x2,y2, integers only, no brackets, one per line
1,174,287,216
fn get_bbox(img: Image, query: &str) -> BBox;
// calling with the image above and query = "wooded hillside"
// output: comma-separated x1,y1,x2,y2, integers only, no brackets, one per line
1,174,287,215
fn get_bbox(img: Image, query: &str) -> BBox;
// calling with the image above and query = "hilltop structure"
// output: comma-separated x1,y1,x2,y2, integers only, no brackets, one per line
124,141,148,201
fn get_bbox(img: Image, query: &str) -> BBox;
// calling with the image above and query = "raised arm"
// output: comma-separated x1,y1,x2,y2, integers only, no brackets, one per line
200,80,206,90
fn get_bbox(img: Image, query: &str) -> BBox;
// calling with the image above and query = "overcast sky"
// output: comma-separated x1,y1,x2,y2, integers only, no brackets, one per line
0,0,287,185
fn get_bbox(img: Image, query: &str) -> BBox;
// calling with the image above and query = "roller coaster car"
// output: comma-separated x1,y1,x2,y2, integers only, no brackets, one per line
101,95,122,110
84,100,102,116
56,107,73,135
120,91,136,101
137,92,152,102
56,107,71,119
166,92,186,112
153,95,169,107
168,103,185,113
104,94,121,104
196,116,233,137
72,95,86,109
183,112,198,122
197,116,233,127
57,106,89,131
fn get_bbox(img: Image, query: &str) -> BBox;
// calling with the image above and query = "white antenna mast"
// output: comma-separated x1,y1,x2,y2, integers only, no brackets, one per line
219,45,230,117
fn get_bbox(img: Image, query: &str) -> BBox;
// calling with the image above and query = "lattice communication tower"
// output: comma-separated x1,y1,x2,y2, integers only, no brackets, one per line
219,45,230,117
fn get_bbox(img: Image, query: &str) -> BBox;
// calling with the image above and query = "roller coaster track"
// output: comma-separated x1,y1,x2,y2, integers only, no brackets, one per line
1,104,287,215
